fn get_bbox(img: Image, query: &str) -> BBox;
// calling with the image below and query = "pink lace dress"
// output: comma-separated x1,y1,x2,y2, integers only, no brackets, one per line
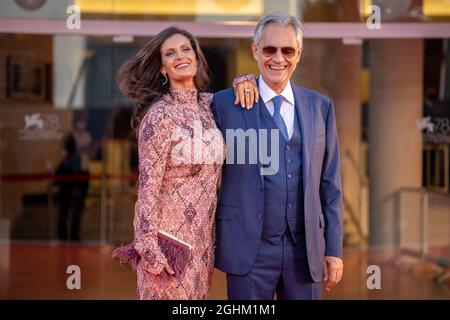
114,89,225,300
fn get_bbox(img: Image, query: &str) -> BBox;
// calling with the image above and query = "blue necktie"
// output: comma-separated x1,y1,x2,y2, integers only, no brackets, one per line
272,95,289,142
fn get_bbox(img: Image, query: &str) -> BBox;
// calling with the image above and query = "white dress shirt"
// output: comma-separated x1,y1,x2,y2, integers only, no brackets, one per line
258,77,296,140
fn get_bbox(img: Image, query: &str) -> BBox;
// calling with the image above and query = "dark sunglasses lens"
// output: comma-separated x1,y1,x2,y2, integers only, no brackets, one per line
262,46,296,57
281,47,296,57
262,46,277,56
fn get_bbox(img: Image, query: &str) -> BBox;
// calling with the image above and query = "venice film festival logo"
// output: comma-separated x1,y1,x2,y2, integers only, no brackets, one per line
19,112,63,141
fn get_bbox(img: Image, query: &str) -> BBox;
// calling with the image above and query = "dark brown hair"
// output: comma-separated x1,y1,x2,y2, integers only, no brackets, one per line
117,27,210,132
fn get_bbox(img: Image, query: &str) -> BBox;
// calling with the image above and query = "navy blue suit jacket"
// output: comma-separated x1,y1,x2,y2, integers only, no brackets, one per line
211,83,343,282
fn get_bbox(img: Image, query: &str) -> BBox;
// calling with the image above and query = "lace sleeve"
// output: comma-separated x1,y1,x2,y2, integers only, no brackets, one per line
232,74,257,93
133,104,173,275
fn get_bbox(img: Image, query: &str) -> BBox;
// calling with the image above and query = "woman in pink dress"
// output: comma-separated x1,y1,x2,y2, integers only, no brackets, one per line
112,27,257,300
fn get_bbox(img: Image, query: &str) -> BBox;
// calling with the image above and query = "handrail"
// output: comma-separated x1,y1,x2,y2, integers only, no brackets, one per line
392,186,449,197
394,187,450,262
343,149,369,186
377,186,450,209
343,197,368,243
341,149,369,245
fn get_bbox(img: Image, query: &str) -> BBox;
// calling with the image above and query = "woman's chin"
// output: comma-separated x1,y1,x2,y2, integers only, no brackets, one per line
171,73,196,82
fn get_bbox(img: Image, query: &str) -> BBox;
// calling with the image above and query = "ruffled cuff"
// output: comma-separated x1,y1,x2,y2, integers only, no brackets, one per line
232,74,257,92
112,240,168,276
112,242,140,271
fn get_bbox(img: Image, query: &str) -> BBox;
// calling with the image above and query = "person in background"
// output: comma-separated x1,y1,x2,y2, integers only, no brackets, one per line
70,117,92,241
56,134,85,241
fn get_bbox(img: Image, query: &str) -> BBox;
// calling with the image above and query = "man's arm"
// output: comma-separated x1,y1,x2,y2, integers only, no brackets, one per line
320,99,343,257
320,99,344,291
211,94,222,130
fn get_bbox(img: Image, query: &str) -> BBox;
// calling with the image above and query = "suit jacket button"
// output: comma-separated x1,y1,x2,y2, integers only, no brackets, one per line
258,213,263,219
260,186,264,192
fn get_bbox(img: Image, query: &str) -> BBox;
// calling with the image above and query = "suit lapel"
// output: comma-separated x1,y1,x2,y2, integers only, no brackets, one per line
293,85,313,190
240,96,263,185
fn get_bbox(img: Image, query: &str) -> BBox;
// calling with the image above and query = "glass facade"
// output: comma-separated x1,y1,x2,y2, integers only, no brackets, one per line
0,33,247,243
3,1,450,22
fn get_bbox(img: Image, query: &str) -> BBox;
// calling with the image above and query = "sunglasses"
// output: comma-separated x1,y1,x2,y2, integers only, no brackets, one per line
261,46,298,58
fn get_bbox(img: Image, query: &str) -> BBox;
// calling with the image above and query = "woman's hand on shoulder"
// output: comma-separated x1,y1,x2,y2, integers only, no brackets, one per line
232,74,259,109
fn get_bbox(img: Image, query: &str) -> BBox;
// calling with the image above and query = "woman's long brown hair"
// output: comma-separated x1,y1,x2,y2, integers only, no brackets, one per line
117,27,210,133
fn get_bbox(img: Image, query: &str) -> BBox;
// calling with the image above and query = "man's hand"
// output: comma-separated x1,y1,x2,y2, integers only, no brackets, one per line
323,256,343,292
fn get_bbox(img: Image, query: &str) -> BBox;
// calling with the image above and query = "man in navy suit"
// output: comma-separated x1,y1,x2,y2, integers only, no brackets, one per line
211,13,344,300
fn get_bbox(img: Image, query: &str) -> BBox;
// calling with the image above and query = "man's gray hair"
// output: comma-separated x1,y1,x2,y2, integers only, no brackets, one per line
253,13,303,48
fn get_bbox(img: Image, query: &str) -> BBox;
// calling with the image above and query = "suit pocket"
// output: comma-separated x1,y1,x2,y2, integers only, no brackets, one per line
217,205,238,221
319,213,325,229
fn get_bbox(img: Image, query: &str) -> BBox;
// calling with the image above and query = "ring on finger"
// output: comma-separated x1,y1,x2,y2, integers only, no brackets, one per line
244,88,251,93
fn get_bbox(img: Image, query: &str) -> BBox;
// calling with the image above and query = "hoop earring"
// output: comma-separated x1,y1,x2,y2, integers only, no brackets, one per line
162,74,168,85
